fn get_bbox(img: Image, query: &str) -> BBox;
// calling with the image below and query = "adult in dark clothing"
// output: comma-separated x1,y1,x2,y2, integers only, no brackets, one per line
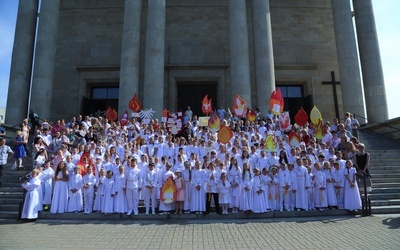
353,143,371,193
29,110,40,135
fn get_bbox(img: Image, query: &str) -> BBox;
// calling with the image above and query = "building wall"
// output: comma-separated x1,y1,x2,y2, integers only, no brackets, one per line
51,0,341,121
270,0,341,119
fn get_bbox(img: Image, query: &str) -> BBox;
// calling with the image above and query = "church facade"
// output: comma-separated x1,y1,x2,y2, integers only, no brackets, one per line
6,0,388,124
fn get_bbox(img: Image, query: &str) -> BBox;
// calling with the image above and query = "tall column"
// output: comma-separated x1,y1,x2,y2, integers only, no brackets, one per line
143,0,165,118
331,0,366,122
6,0,39,125
252,0,275,115
119,0,143,115
229,0,252,105
353,0,388,122
30,0,60,120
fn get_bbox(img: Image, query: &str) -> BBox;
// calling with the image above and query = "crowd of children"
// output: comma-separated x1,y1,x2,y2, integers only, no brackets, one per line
20,112,365,221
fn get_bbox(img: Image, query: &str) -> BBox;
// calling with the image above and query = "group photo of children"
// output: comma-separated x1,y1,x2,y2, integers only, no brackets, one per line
18,107,368,222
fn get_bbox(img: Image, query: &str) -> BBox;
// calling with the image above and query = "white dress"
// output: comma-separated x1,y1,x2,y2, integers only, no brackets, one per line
268,174,279,211
252,175,266,213
344,167,362,211
102,178,115,213
114,173,128,213
218,180,231,205
50,172,69,213
181,168,192,211
21,177,41,219
294,165,310,210
314,170,328,208
239,172,253,211
228,167,241,208
323,169,338,206
190,169,206,212
93,176,106,211
278,171,290,211
67,173,83,212
41,167,54,205
261,174,272,210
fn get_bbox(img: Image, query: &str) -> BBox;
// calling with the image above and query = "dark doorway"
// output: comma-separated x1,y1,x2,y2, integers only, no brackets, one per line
82,87,119,116
277,84,312,122
177,82,217,117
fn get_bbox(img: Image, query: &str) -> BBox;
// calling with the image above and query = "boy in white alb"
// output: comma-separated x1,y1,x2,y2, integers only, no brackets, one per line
82,166,96,213
67,166,83,212
144,163,158,215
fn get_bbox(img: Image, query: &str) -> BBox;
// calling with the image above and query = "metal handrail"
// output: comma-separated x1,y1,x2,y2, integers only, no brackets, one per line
356,168,372,217
352,114,400,132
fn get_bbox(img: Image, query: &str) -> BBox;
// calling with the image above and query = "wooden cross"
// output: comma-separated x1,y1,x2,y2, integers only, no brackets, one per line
322,71,341,119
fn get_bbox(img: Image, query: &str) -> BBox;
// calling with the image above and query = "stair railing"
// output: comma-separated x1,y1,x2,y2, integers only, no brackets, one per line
351,114,400,132
357,168,372,217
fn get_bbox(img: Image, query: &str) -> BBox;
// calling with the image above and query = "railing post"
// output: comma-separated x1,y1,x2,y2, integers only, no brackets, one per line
361,172,371,216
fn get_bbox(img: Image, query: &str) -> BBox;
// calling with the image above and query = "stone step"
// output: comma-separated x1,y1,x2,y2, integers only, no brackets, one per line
370,156,399,159
369,170,400,174
358,130,400,150
368,163,398,167
0,211,19,219
369,193,400,199
0,198,23,204
36,209,358,220
370,166,400,171
370,178,400,183
370,162,399,167
371,205,400,214
0,187,24,192
369,173,400,177
0,204,20,212
369,150,400,155
370,187,400,194
373,182,400,188
0,191,24,199
2,169,31,173
0,183,23,188
370,150,400,154
368,174,400,178
371,199,400,206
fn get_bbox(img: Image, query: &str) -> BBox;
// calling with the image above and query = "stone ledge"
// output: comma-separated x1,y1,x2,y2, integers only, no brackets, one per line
165,64,228,70
76,65,120,72
37,209,358,221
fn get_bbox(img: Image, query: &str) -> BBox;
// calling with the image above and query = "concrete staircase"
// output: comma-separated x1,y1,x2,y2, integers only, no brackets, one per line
0,167,28,219
358,129,400,214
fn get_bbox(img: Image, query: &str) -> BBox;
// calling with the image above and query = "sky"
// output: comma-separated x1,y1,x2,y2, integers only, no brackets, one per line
0,0,399,119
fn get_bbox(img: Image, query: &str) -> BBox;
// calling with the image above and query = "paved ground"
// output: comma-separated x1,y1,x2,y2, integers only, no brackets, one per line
0,215,399,250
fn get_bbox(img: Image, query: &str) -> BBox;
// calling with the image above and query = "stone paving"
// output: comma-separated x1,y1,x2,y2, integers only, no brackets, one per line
0,215,399,250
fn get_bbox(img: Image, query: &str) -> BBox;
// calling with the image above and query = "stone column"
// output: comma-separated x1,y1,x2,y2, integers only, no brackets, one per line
29,0,60,120
252,0,275,115
6,0,39,125
353,0,388,122
229,0,252,105
143,0,165,118
331,0,366,122
118,0,143,116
